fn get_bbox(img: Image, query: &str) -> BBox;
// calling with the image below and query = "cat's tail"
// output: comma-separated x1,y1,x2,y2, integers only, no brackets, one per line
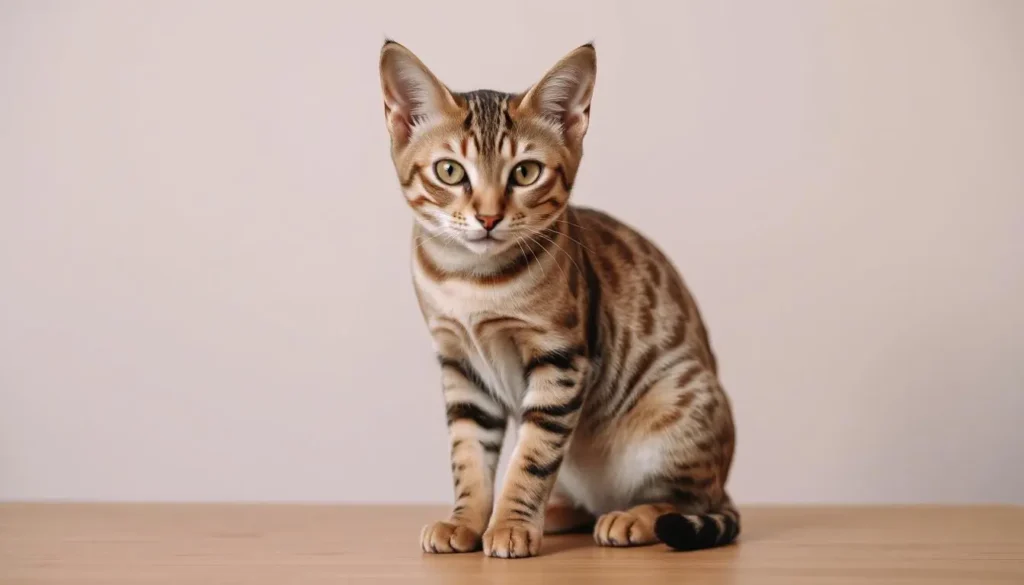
653,495,741,551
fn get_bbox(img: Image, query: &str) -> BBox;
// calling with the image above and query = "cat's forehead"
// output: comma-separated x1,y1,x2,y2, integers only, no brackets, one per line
456,90,515,158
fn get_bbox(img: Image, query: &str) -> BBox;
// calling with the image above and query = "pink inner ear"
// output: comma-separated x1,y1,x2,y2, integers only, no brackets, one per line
383,95,411,144
565,110,588,136
383,81,407,112
382,79,414,145
389,111,412,145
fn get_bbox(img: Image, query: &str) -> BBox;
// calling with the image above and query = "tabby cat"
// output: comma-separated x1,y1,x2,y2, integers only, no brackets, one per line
379,41,738,558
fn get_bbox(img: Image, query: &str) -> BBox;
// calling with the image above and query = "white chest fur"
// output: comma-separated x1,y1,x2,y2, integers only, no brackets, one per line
413,270,537,413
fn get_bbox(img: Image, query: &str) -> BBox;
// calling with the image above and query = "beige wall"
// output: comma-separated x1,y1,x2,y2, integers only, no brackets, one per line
2,1,1022,504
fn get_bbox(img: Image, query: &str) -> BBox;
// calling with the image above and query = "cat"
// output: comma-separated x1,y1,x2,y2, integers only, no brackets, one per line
378,40,738,558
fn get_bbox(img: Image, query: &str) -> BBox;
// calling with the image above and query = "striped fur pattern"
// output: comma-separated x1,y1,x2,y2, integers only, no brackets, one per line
380,41,738,558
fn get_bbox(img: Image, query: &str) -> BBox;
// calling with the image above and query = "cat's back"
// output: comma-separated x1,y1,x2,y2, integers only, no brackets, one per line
570,204,718,374
572,205,681,288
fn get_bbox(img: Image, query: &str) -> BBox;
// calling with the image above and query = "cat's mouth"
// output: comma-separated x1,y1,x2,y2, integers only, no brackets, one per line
461,231,510,255
464,231,504,243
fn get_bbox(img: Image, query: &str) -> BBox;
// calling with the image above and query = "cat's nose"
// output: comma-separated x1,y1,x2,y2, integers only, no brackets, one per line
476,214,504,231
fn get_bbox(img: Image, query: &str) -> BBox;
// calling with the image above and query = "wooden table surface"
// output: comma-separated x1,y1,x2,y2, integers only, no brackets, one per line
1,504,1022,584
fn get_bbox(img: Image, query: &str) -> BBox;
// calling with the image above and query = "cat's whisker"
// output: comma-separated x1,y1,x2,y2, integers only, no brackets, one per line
555,214,596,235
549,220,600,257
515,238,541,284
522,232,577,298
414,228,450,252
521,225,584,278
523,232,571,290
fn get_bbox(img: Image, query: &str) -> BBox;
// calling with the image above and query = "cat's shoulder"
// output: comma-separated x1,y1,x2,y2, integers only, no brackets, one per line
569,205,665,259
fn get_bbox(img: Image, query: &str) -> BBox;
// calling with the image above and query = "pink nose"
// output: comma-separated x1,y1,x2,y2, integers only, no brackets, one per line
476,214,504,231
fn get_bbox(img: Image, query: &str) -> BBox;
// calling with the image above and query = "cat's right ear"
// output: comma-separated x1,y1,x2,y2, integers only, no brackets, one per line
514,43,597,147
379,41,460,148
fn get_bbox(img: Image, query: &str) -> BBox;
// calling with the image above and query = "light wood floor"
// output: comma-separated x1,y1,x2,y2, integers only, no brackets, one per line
1,504,1022,584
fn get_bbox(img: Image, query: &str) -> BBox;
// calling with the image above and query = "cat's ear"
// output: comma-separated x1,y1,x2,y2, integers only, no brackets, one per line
379,41,461,147
515,43,597,145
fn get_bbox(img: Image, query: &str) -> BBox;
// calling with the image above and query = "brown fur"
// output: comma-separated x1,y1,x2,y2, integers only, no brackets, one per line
380,41,738,558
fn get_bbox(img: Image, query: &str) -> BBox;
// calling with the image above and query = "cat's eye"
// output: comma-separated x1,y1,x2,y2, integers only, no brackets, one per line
434,159,466,185
510,161,543,187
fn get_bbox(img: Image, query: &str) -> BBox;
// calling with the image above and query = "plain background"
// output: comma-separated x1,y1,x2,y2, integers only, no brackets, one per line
2,1,1022,505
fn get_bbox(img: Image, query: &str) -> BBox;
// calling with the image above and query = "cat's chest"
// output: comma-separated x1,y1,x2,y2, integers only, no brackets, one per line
416,277,533,410
460,315,528,412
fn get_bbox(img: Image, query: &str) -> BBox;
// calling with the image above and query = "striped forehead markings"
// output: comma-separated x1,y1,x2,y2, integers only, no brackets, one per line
459,90,514,157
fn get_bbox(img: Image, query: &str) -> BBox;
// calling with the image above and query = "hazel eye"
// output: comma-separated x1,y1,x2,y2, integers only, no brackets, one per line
433,159,466,185
510,161,543,187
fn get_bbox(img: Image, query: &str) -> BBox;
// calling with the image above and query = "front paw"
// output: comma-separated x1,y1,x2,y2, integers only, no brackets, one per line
420,521,481,554
483,521,542,558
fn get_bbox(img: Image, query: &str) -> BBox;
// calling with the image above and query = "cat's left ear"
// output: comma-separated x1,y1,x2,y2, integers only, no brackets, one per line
515,43,597,146
379,41,461,148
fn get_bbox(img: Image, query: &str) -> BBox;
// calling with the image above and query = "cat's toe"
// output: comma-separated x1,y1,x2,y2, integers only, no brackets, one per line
420,521,481,553
483,522,542,558
594,511,657,547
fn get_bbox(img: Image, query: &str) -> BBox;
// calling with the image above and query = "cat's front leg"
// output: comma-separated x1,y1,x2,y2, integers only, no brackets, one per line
484,346,588,558
421,356,507,554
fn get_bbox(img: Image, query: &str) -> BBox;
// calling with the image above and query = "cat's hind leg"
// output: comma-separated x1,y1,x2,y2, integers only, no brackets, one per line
544,490,595,535
591,364,738,549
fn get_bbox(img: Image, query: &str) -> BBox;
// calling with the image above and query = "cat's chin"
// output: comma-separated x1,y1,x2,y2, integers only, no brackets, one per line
460,237,511,256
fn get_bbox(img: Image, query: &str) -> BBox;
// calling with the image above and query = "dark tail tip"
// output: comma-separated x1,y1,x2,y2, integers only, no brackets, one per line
654,513,740,552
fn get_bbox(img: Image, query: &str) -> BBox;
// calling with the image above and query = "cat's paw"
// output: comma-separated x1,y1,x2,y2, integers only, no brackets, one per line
482,521,542,558
593,510,658,547
420,521,481,553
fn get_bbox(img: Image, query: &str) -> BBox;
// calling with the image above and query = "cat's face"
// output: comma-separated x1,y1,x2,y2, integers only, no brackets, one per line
379,42,596,256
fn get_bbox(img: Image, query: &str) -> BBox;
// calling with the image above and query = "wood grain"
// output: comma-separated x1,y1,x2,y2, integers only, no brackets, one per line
1,504,1022,584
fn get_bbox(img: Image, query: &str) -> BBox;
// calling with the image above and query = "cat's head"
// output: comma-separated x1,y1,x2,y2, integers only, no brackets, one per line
379,41,596,256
